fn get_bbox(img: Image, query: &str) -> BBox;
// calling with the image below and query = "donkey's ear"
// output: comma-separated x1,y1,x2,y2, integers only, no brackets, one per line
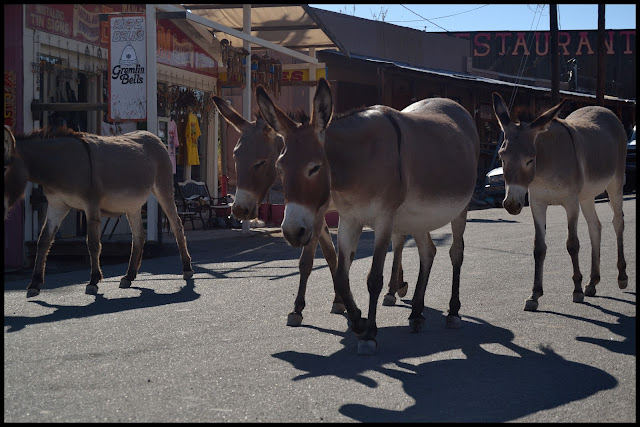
213,96,250,132
4,125,15,166
255,85,297,139
530,99,567,132
312,78,333,133
492,92,511,130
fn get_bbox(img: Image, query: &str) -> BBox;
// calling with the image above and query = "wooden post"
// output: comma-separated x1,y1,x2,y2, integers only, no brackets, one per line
550,4,559,105
596,4,606,106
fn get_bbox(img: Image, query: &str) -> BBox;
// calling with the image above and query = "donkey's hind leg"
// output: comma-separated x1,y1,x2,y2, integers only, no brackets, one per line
447,205,469,328
606,180,627,289
120,210,145,288
85,209,104,295
317,221,345,314
27,203,70,297
579,198,602,297
153,186,193,279
383,233,408,306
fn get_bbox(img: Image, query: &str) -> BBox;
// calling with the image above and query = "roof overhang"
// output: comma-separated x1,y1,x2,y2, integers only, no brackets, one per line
180,4,350,58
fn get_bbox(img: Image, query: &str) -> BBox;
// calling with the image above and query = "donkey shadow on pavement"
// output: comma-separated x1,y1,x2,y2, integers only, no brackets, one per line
4,279,198,333
273,308,618,422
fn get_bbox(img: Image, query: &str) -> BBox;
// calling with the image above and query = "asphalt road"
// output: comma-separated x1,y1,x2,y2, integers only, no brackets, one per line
4,195,636,422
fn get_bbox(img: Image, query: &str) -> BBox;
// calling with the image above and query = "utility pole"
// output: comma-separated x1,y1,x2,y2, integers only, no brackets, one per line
596,4,606,105
550,4,559,105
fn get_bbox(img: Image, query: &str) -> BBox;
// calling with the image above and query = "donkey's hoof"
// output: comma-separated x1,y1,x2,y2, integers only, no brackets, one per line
382,294,396,306
397,282,409,298
119,277,132,288
584,285,596,297
357,339,377,355
573,291,585,303
85,284,98,295
26,288,40,298
446,315,462,329
409,316,425,333
524,299,538,311
618,278,628,289
286,312,303,327
183,270,194,280
330,302,346,314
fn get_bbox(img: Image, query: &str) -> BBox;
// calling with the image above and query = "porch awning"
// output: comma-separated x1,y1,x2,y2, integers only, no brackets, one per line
181,4,350,57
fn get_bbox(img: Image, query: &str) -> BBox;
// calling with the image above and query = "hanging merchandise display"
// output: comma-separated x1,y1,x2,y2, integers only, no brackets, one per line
221,39,249,89
185,111,201,166
168,117,180,174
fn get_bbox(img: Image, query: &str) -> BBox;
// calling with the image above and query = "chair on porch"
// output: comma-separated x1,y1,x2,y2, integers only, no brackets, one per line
175,180,205,230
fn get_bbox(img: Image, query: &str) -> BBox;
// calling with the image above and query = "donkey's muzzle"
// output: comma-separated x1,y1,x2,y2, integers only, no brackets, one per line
231,202,256,221
283,227,311,248
503,199,523,215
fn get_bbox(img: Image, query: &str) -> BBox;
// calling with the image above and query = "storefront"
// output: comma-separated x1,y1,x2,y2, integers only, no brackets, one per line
4,4,223,267
5,4,335,268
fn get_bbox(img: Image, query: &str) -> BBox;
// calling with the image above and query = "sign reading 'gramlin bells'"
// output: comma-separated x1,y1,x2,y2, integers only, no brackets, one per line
108,14,146,122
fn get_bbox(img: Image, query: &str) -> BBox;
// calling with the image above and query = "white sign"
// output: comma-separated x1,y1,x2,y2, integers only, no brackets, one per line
108,14,146,122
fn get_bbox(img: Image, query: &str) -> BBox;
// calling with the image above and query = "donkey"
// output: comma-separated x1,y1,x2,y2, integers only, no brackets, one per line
256,78,480,354
4,125,194,298
492,93,628,311
212,97,413,326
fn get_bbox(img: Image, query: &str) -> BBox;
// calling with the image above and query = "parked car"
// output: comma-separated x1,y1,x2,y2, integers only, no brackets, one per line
484,166,505,207
624,125,636,192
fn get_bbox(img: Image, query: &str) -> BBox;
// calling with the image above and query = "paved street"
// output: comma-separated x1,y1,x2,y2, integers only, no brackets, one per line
4,195,636,422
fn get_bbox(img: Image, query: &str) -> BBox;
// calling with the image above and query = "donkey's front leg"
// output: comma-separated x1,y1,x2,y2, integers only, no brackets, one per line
526,201,548,311
287,235,320,326
27,204,70,297
85,210,103,295
579,199,602,297
120,211,145,288
564,201,585,303
356,221,394,355
382,233,408,306
333,219,365,336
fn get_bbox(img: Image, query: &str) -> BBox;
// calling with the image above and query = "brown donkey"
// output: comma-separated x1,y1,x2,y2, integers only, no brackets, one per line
212,97,343,325
256,78,479,354
212,97,413,326
4,125,193,297
492,93,628,311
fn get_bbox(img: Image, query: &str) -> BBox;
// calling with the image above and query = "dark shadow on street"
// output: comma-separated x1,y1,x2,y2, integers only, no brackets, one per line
4,279,199,333
272,309,617,422
537,292,636,356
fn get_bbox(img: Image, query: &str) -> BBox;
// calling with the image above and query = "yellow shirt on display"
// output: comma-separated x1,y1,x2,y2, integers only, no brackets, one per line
185,113,201,166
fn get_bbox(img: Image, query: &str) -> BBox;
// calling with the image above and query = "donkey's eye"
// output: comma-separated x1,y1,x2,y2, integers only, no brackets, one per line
308,164,321,177
526,159,534,166
253,160,266,169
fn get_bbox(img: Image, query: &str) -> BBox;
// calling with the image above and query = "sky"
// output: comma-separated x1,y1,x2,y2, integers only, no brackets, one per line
308,4,637,33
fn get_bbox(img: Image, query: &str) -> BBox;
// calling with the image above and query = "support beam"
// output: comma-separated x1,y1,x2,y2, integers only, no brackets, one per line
146,4,159,242
242,4,252,234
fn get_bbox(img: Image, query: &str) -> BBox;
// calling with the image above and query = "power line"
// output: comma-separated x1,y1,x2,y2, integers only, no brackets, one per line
388,4,489,23
399,4,449,32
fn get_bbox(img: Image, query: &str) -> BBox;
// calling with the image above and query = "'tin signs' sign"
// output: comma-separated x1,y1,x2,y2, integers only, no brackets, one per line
108,14,146,122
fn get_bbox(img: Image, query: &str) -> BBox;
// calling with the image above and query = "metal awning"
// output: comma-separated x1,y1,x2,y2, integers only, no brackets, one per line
181,4,350,57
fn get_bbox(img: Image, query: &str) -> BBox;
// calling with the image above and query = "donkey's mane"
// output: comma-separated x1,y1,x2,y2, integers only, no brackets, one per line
16,126,85,141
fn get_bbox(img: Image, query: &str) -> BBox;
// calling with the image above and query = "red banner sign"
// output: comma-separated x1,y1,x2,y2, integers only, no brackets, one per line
4,72,17,130
26,4,218,77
